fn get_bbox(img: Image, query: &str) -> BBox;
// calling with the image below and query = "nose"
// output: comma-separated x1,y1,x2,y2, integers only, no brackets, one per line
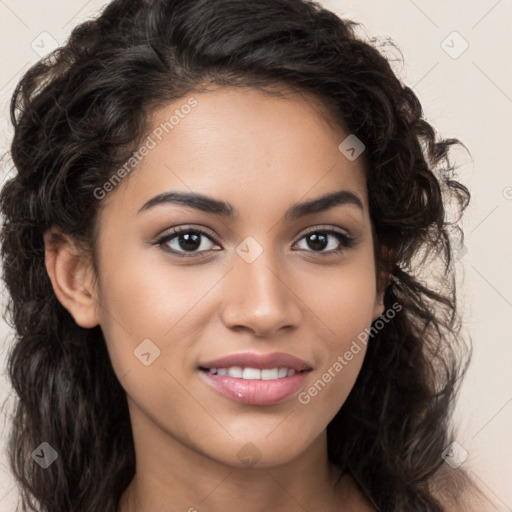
220,250,302,338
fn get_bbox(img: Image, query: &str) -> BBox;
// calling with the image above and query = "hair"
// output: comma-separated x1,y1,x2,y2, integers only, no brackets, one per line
0,0,479,510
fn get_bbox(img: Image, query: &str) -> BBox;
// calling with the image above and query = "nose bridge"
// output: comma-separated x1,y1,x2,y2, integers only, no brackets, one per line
220,238,301,336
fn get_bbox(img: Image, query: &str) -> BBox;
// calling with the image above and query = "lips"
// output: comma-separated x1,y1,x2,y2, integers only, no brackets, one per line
198,352,313,406
198,351,313,371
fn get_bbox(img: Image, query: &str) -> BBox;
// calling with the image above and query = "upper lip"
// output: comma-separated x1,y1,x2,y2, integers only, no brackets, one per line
199,352,313,371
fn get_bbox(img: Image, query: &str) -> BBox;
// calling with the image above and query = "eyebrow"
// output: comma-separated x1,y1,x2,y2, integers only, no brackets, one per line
137,189,364,219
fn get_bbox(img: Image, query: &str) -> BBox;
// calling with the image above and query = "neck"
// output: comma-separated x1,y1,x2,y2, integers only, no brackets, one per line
118,431,350,512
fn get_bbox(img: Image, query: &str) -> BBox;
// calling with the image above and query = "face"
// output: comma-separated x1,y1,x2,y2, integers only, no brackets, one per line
86,86,385,468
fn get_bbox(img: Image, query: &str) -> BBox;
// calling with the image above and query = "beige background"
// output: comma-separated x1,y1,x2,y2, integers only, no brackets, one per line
0,1,511,510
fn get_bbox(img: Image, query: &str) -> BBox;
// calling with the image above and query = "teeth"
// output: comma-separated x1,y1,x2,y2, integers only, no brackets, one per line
243,367,262,380
227,367,243,378
261,368,279,380
207,367,298,379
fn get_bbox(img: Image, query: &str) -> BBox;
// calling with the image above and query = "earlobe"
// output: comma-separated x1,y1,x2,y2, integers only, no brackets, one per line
373,244,392,321
372,294,386,322
43,229,100,328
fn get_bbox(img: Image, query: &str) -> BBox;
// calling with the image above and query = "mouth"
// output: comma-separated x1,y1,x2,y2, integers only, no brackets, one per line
199,366,304,379
197,352,313,406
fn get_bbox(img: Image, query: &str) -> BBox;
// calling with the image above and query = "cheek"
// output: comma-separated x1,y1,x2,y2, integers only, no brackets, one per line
96,248,228,395
95,257,210,428
98,232,211,331
307,258,378,345
296,259,376,409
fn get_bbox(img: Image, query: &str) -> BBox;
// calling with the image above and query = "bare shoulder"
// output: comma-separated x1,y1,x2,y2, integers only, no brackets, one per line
429,464,503,511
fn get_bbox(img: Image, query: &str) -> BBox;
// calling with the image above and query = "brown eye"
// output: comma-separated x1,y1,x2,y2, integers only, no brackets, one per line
294,228,356,254
155,228,221,257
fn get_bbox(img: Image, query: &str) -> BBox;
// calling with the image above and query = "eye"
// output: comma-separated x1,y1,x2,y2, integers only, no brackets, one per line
155,227,221,257
293,228,356,255
154,226,356,258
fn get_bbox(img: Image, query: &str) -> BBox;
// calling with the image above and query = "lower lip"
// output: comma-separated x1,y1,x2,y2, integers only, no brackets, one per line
199,369,311,405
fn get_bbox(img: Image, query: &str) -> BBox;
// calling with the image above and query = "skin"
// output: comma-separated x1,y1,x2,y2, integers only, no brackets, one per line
44,85,388,512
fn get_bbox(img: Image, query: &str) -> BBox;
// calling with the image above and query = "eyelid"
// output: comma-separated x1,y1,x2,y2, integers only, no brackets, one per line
298,224,351,238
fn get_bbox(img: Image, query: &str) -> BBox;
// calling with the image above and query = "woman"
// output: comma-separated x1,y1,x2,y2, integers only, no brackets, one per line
0,0,495,510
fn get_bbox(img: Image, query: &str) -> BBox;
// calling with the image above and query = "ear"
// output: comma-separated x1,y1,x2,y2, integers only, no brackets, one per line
372,244,392,321
43,228,100,328
372,291,386,322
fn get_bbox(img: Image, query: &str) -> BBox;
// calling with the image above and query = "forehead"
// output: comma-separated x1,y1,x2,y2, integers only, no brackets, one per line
101,86,369,218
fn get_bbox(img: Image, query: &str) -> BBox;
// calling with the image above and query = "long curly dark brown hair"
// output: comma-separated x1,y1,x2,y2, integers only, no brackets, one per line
0,0,483,510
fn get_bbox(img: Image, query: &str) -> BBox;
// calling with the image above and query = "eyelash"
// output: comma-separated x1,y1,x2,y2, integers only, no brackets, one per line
154,226,357,259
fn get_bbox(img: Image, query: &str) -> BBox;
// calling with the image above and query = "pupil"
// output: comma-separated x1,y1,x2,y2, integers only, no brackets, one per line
308,233,327,251
179,232,201,251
